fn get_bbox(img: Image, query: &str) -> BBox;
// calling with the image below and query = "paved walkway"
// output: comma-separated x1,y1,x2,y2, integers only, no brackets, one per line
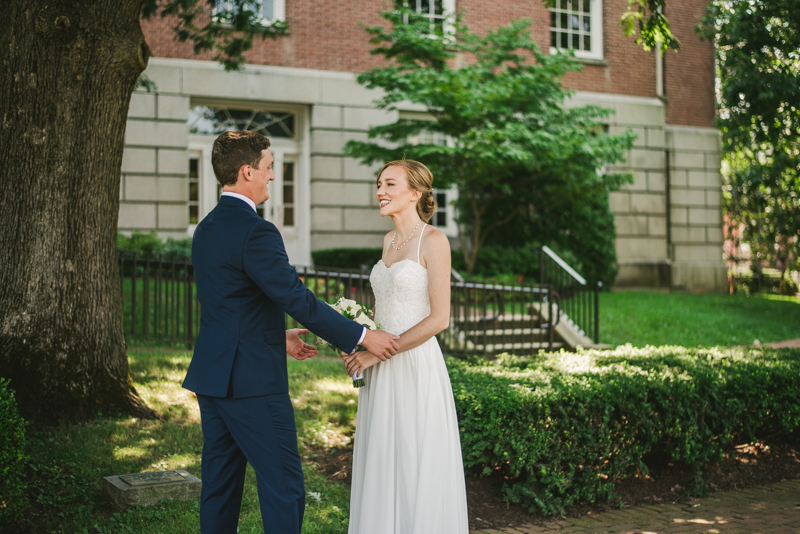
471,479,800,534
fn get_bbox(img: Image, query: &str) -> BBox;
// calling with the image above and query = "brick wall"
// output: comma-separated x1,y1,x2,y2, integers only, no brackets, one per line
141,0,715,127
662,0,716,128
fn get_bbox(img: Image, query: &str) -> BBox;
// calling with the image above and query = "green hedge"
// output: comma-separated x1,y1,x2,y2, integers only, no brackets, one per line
311,248,383,270
448,346,800,515
117,232,192,261
0,379,27,521
732,268,799,296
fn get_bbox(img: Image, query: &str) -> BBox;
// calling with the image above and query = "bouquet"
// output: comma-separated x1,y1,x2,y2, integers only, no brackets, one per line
317,297,378,388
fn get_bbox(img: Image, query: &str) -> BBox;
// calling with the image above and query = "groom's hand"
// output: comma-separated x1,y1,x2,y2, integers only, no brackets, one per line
360,329,400,361
286,329,318,360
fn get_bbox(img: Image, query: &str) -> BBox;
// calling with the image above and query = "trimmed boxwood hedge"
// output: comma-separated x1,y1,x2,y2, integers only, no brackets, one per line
448,346,800,515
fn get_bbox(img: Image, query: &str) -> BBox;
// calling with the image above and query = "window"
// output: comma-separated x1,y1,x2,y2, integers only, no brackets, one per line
189,106,296,139
283,162,295,227
213,0,285,25
549,0,603,60
433,190,448,227
406,123,448,147
396,0,455,36
189,157,200,225
430,187,458,236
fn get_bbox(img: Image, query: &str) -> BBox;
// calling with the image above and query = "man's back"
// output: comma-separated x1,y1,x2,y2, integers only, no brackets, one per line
184,196,362,398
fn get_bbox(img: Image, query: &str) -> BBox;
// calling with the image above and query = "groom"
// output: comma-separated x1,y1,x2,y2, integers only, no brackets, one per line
183,130,399,534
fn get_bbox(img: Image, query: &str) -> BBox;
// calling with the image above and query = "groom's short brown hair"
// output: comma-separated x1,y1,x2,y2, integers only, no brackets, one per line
211,131,271,186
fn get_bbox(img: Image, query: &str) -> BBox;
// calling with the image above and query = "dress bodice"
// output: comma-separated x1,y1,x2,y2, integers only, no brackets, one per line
369,259,430,336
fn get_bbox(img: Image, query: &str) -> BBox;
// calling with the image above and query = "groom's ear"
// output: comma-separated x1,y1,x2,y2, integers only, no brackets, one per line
238,164,252,184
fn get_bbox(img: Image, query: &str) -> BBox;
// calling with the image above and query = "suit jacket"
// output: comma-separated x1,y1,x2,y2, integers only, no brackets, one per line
183,196,363,398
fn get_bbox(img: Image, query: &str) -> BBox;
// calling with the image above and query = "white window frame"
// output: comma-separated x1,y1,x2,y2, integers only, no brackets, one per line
431,187,459,237
399,0,456,37
548,0,603,61
213,0,286,26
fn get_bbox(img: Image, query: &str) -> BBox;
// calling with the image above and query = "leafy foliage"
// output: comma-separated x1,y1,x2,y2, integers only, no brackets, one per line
140,0,289,71
731,268,799,297
449,346,800,515
700,0,800,284
344,9,635,275
615,0,679,53
0,379,27,523
311,248,384,271
118,232,193,261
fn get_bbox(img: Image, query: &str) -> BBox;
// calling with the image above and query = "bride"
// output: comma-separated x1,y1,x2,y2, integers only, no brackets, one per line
342,160,469,533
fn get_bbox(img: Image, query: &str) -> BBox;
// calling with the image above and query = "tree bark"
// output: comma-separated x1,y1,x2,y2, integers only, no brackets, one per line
0,0,159,423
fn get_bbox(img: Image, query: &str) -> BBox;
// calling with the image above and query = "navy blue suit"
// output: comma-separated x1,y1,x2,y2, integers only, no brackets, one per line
183,195,362,533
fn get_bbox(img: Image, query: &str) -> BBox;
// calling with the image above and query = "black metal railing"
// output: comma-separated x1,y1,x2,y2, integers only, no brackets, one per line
538,245,600,344
120,255,199,347
441,278,560,356
120,257,564,354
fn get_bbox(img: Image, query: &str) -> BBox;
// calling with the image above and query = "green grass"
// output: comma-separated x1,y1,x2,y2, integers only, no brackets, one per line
600,291,800,348
9,350,358,534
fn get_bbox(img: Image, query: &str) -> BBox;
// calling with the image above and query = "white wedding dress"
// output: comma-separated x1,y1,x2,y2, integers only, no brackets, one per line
348,225,469,534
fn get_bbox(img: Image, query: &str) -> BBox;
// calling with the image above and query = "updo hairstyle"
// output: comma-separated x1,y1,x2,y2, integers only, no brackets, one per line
377,160,437,223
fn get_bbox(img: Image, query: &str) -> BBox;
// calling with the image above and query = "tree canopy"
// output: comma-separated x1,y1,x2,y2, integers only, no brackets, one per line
344,9,635,279
700,0,800,286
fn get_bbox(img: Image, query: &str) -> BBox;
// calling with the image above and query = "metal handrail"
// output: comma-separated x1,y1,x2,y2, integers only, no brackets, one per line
541,245,586,285
538,246,600,344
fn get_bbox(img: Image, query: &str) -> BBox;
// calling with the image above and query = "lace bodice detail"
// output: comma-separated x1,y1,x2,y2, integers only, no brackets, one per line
369,259,430,336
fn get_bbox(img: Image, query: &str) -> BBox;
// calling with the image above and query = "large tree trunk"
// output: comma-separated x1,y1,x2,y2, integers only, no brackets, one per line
0,0,159,423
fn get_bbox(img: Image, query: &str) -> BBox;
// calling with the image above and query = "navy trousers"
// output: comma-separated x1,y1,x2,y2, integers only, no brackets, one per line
196,393,305,534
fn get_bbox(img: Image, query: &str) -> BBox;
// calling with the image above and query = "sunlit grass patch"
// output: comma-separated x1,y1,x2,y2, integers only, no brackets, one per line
8,350,357,534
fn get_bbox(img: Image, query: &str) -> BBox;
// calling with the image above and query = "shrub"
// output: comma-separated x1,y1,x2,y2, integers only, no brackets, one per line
448,346,800,515
0,379,27,521
311,248,383,270
117,232,192,261
731,268,798,296
451,242,542,280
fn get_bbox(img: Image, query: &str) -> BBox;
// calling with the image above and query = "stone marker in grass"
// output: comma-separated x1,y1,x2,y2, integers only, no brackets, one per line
103,470,201,510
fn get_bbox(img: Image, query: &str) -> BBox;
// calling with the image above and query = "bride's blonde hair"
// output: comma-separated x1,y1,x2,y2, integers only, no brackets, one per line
377,160,437,223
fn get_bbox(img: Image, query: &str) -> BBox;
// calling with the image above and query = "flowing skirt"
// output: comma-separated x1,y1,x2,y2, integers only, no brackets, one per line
348,337,469,534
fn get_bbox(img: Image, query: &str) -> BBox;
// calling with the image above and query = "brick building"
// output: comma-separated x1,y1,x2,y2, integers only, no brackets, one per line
121,0,726,290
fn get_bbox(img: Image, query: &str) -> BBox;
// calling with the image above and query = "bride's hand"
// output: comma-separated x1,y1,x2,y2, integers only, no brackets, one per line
342,350,381,377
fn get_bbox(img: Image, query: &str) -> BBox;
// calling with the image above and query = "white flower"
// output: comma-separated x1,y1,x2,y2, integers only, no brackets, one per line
353,314,377,329
308,491,322,502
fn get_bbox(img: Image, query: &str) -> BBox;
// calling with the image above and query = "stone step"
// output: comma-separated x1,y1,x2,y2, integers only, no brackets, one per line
469,341,564,354
453,313,544,330
463,328,547,337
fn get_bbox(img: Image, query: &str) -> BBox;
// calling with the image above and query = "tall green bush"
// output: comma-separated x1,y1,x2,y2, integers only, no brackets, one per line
0,379,27,521
448,346,800,515
117,232,192,261
311,248,383,270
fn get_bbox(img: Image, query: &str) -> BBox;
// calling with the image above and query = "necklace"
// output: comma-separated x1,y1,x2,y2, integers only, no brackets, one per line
390,220,422,250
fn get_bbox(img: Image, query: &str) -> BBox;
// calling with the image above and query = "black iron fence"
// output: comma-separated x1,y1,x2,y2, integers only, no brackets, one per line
538,245,600,344
120,256,564,354
120,255,200,347
442,278,560,356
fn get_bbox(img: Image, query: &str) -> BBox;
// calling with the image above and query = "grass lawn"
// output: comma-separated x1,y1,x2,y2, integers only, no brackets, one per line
11,349,358,534
600,291,800,348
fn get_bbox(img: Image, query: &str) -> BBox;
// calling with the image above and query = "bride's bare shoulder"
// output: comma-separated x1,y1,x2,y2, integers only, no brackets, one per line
421,226,451,253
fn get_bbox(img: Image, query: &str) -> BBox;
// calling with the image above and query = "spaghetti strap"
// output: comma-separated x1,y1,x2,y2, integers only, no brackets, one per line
416,223,427,264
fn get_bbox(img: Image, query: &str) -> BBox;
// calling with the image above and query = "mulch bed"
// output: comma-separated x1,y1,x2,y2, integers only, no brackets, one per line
309,438,800,530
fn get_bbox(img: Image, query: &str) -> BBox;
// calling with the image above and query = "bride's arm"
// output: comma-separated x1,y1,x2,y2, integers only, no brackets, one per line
343,229,451,376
